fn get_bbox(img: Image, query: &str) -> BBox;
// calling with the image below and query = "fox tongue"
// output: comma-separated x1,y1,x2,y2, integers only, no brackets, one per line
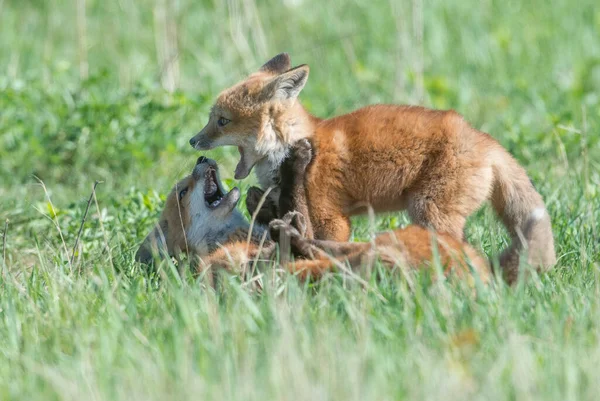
234,146,252,179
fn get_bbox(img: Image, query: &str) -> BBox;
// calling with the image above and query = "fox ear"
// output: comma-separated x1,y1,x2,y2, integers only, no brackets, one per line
259,53,291,74
135,219,169,264
263,65,309,101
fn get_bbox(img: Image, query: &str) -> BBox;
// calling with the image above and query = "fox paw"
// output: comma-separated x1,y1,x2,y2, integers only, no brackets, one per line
269,212,314,258
282,211,308,236
269,217,302,241
246,186,278,225
291,139,313,171
245,186,264,216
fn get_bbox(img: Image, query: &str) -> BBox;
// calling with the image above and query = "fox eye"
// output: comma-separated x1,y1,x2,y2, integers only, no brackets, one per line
217,117,231,127
178,188,188,201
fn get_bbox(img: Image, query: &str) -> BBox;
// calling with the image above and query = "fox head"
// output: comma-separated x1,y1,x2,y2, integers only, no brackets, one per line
135,156,244,264
189,53,310,179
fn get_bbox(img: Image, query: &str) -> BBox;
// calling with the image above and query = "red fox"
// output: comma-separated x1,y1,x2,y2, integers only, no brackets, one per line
188,53,556,283
269,139,492,283
135,156,274,280
135,155,491,284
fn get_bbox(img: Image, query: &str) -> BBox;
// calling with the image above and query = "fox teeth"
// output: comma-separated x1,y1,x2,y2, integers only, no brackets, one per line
211,199,221,207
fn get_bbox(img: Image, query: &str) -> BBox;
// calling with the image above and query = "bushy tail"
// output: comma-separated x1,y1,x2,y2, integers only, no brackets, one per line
489,149,557,284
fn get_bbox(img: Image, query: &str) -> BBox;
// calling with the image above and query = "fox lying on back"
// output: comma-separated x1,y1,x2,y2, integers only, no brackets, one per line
135,154,491,284
189,53,556,283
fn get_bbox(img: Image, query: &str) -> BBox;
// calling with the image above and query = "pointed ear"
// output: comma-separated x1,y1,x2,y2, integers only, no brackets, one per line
262,65,310,101
135,219,169,264
259,53,291,74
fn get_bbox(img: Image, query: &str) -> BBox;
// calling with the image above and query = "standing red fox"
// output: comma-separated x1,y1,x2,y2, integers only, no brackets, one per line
189,53,556,282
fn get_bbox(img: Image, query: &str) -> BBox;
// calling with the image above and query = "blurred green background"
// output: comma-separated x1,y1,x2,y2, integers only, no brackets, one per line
1,0,598,192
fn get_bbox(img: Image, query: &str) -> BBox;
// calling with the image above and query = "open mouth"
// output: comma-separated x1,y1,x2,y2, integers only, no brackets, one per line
204,168,225,209
234,145,260,180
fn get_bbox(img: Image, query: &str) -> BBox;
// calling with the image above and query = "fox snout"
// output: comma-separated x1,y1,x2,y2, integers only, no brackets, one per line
189,132,212,150
192,156,217,180
189,123,217,150
195,155,216,166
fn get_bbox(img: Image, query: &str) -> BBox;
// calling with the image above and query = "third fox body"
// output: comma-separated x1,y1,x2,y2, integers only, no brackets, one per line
189,53,556,282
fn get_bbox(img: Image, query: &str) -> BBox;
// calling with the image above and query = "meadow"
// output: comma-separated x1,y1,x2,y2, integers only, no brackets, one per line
0,0,599,399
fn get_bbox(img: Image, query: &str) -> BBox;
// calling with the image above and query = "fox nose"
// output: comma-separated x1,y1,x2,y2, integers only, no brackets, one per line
196,156,207,165
189,137,198,147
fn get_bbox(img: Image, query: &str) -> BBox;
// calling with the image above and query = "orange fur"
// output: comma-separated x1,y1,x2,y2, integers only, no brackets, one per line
136,160,491,285
189,53,556,283
198,241,266,276
279,223,490,284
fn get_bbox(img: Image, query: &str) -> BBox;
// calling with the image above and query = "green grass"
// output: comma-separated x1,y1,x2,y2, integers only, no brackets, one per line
1,0,599,399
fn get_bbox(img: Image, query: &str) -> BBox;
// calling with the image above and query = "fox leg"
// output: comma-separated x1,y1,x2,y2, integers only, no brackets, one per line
271,214,369,259
285,249,372,280
407,160,494,241
293,236,371,260
407,196,467,240
278,138,315,239
307,239,372,258
246,186,279,225
272,216,340,279
285,258,334,279
311,212,352,242
272,216,382,280
306,196,351,241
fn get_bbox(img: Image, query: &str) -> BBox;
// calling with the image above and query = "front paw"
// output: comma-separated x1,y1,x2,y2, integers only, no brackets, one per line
280,211,308,237
246,186,278,224
269,215,313,258
269,218,302,241
246,186,265,216
291,139,313,171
